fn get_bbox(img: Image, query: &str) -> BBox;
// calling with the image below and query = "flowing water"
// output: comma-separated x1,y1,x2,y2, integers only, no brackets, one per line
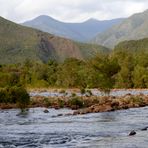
30,89,148,97
0,107,148,148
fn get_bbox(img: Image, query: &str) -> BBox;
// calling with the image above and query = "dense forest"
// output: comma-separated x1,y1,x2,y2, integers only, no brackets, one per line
0,45,148,90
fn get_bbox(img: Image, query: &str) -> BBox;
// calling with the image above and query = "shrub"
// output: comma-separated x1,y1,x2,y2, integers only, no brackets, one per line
15,87,30,110
59,89,66,94
43,97,51,107
58,99,65,108
68,97,84,108
80,88,85,95
71,93,76,97
86,90,93,96
130,96,144,106
0,86,30,110
0,89,7,103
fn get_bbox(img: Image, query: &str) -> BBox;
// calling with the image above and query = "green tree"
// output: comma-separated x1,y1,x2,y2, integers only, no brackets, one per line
88,54,120,93
16,87,30,111
114,52,134,88
132,65,148,88
0,86,30,111
47,60,58,86
56,58,85,88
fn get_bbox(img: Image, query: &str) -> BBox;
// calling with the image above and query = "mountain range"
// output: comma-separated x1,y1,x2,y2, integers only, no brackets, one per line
0,16,109,64
1,9,148,64
22,15,123,42
92,9,148,48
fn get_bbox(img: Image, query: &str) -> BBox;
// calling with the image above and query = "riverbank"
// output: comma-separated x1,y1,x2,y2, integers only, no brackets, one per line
28,88,148,94
31,93,148,115
29,88,148,98
1,91,148,116
73,94,148,115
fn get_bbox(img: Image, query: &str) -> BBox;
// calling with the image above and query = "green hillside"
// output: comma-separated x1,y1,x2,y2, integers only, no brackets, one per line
114,38,148,53
76,42,110,59
92,9,148,48
0,16,108,64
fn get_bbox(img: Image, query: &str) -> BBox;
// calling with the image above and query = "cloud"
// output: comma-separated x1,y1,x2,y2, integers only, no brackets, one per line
0,0,148,23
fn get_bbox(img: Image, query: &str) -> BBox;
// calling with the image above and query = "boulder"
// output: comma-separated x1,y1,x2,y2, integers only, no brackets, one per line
129,130,136,136
141,127,148,131
43,109,49,113
57,114,63,117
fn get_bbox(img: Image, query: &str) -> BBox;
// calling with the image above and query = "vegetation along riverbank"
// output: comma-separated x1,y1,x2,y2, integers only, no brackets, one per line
0,43,148,113
30,91,148,115
1,86,148,116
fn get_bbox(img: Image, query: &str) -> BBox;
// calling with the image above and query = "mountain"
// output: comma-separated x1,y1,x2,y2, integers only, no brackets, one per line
92,9,148,48
22,15,123,42
0,16,109,64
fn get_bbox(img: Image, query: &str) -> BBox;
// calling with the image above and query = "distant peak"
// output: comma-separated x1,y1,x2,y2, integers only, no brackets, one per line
36,15,54,19
85,18,99,22
143,9,148,14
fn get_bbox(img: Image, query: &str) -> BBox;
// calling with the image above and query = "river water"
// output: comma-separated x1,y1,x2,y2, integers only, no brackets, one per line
0,107,148,148
30,89,148,97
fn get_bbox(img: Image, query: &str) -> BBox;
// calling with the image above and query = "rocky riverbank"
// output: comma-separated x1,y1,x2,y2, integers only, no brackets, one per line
73,94,148,115
1,90,148,115
30,93,148,115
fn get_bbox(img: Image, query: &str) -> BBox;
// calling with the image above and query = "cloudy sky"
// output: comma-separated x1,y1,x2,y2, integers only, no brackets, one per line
0,0,148,23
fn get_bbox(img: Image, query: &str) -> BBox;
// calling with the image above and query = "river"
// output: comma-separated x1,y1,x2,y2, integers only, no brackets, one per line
0,107,148,148
30,89,148,97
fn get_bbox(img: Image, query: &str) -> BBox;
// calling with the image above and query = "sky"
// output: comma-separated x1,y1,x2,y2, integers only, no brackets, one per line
0,0,148,23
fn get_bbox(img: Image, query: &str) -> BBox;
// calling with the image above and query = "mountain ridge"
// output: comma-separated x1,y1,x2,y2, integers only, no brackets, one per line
92,9,148,48
0,16,109,64
22,15,123,42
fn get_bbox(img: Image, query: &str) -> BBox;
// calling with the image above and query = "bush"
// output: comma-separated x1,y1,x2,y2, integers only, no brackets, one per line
86,90,93,96
0,86,30,110
71,93,76,97
58,99,65,108
14,87,30,110
68,97,84,108
0,89,8,103
43,97,51,107
80,88,85,95
130,96,144,106
59,89,66,94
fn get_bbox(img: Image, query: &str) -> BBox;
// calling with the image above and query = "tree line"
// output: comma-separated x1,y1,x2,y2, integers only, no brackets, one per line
0,49,148,89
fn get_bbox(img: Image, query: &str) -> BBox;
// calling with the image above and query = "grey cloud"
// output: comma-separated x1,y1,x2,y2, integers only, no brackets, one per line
0,0,148,23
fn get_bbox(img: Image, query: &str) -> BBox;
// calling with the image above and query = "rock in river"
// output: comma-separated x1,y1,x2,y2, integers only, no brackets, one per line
44,109,49,113
141,127,148,131
129,130,136,136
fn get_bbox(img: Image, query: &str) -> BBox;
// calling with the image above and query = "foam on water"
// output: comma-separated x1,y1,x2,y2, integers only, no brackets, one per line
0,107,148,147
